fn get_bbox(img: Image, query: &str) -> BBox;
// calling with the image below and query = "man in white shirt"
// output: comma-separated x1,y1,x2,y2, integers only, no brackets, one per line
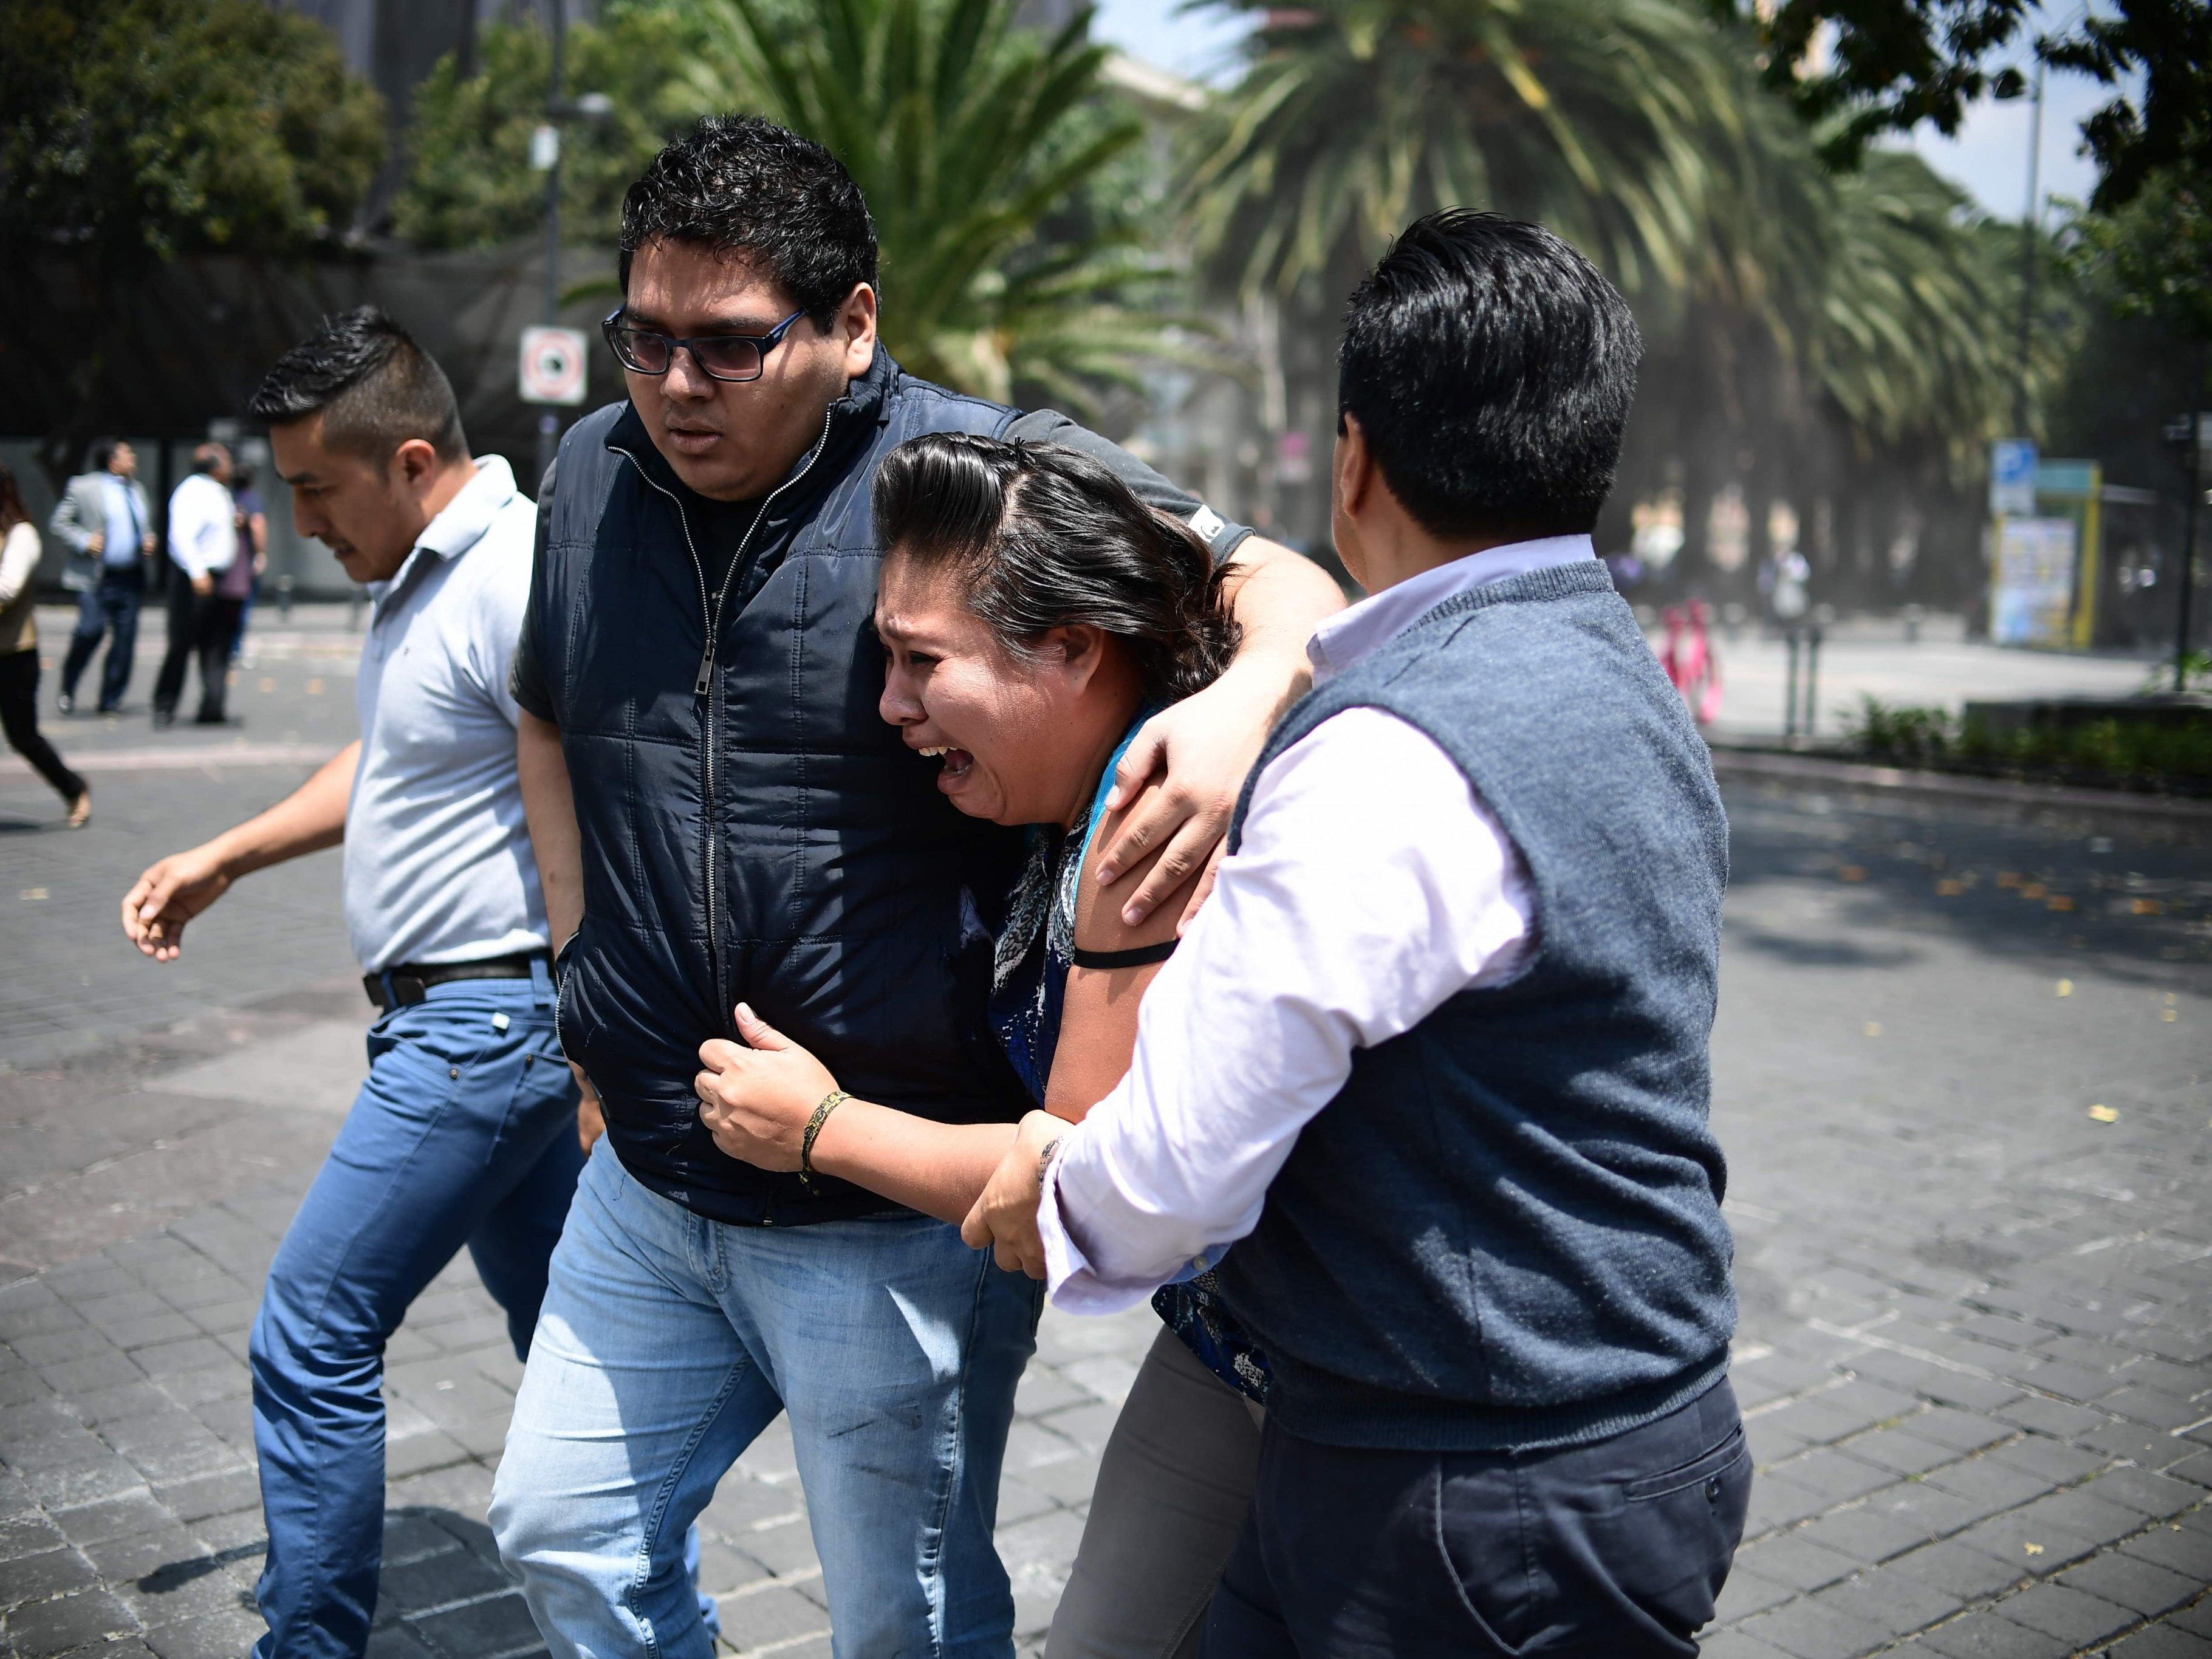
970,214,1743,1657
120,309,587,1659
151,442,241,727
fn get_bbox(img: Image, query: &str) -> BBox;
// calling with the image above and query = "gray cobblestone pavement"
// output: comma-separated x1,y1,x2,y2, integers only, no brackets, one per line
4,614,2210,1656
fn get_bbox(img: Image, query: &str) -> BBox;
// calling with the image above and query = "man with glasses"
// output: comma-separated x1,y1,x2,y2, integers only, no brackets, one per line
488,115,1340,1657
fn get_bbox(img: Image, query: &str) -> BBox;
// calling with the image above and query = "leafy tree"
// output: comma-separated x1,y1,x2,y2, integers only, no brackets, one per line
2042,0,2211,210
696,0,1183,407
1718,0,2210,210
2066,172,2212,340
394,2,721,252
0,0,385,264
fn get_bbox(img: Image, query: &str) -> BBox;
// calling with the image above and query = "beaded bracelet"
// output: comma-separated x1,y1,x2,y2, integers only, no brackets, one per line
800,1089,849,1190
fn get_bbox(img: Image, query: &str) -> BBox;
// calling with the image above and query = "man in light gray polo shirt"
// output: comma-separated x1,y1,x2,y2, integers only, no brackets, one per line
119,309,584,1659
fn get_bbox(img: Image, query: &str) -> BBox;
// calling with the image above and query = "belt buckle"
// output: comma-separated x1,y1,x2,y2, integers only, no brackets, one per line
392,973,430,1007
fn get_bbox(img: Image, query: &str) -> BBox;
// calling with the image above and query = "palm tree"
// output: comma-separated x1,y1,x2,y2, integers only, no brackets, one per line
1176,0,1758,535
1182,0,1752,305
1178,0,2027,592
694,0,1185,409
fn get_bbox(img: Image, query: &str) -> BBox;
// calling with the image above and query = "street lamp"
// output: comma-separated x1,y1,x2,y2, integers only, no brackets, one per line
530,0,614,483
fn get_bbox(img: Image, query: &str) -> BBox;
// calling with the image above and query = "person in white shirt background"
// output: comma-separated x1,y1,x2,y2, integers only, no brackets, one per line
151,440,241,727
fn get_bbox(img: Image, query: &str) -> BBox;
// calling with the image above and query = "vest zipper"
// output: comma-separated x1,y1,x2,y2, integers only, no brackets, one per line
611,408,834,1045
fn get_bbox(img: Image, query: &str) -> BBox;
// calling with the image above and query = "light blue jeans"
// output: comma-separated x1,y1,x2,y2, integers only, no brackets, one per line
491,1138,1044,1658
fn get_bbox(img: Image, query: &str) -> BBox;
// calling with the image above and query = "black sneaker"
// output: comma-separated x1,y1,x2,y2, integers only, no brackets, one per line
151,708,176,730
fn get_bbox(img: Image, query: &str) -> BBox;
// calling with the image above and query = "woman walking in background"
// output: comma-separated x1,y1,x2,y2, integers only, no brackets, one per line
0,465,92,826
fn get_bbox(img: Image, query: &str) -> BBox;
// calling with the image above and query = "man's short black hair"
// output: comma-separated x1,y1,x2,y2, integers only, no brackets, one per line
248,307,467,463
1339,211,1641,543
618,115,877,321
89,438,122,473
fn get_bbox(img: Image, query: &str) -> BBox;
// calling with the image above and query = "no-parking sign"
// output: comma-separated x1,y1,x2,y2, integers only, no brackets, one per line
519,326,589,406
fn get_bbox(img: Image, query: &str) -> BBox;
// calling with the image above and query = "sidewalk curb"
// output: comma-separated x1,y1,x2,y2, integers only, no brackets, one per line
1707,744,2212,830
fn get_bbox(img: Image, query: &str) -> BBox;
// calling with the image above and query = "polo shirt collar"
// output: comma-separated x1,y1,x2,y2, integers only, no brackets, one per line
416,456,515,561
369,457,515,607
1307,533,1597,686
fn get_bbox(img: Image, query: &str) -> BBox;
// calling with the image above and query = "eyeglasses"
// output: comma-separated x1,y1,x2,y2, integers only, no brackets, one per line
601,307,809,383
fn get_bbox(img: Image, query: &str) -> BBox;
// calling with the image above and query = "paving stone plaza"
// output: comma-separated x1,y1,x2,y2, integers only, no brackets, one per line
2,607,2210,1657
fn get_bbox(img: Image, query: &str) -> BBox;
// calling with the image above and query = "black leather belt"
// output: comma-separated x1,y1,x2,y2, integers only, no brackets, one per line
363,952,549,1013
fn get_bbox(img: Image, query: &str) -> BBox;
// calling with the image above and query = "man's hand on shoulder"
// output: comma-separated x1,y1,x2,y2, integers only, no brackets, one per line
1091,536,1341,929
122,845,235,962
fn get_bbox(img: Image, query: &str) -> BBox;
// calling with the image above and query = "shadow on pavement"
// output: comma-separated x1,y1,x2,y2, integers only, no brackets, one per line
1722,781,2212,993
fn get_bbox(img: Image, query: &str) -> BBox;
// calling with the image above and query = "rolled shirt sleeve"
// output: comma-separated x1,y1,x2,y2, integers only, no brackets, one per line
1037,706,1539,1313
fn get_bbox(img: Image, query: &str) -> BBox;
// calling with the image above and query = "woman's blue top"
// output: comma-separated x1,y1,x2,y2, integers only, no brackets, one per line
985,714,1270,1406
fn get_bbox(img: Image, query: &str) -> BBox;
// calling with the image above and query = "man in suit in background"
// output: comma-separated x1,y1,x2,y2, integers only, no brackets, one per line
52,438,156,714
152,442,238,728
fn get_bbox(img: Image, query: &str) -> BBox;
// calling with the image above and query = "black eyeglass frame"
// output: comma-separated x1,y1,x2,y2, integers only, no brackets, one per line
600,306,810,383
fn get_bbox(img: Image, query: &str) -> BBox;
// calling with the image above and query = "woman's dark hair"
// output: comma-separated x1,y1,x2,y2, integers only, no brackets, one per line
0,465,26,535
873,434,1239,703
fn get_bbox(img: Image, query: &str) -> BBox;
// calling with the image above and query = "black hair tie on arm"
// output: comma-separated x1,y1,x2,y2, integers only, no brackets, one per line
1070,940,1179,970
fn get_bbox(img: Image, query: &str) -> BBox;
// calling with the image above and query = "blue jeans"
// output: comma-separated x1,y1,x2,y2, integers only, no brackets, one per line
61,567,142,711
491,1140,1044,1658
250,968,585,1659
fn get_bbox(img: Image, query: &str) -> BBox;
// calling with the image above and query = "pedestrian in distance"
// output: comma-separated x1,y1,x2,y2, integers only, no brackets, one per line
0,463,91,826
151,441,239,727
486,114,1341,1659
227,463,269,665
961,211,1749,1658
50,437,155,714
120,308,587,1659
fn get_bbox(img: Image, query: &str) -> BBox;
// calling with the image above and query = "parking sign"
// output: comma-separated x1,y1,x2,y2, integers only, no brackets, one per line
1989,439,2037,518
519,326,589,406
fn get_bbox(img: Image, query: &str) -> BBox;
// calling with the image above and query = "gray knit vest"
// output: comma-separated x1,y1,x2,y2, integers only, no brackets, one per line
1219,559,1736,1451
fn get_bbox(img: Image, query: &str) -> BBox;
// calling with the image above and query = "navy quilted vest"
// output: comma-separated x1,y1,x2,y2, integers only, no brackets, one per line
535,349,1029,1225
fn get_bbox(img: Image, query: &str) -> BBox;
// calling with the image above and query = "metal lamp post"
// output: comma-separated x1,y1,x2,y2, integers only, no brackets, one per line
530,0,613,484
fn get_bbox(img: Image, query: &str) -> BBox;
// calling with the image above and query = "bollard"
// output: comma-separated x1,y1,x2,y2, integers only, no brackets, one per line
1804,623,1824,740
277,573,295,623
348,590,363,632
1783,629,1801,742
1903,603,1923,644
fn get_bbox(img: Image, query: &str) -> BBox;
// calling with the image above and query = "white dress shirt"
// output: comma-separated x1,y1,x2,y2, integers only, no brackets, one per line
1039,533,1598,1312
166,473,235,581
344,456,549,972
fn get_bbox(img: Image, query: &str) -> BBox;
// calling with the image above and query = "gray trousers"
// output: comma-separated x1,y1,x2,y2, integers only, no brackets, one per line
1047,1327,1264,1659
